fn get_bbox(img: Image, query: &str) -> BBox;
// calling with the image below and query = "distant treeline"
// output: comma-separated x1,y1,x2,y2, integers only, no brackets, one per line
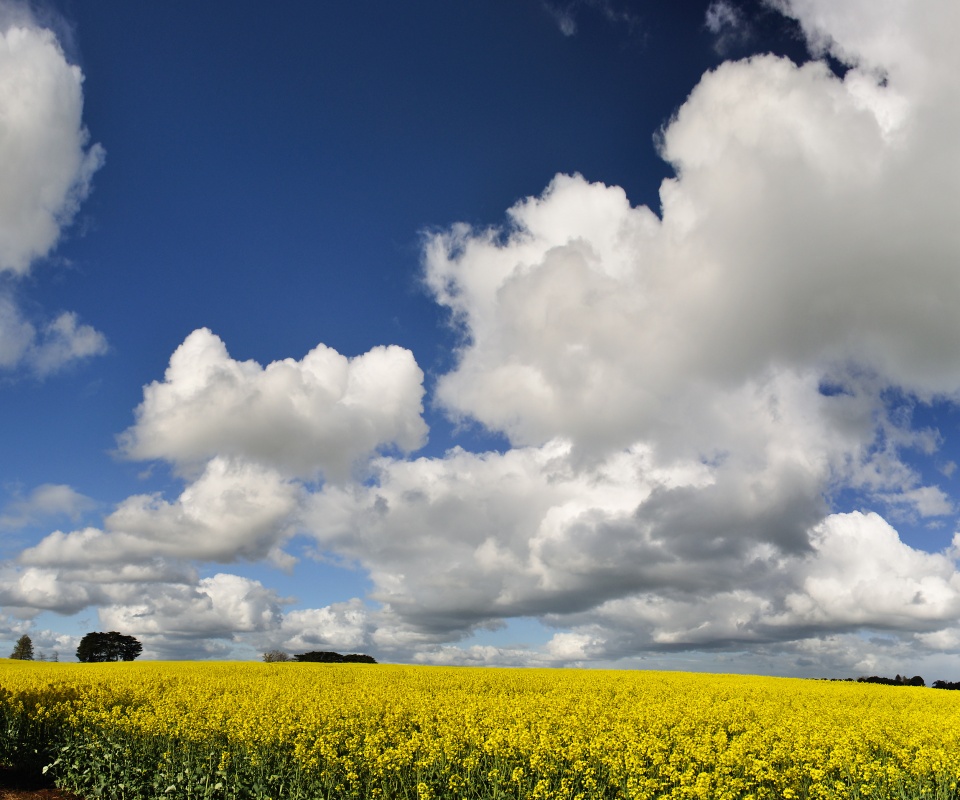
820,674,960,690
262,649,377,663
857,674,926,687
293,651,377,664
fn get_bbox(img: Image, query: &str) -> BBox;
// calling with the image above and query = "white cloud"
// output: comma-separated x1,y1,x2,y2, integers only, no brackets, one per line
100,574,284,637
771,0,960,96
413,643,562,668
0,17,104,275
528,510,960,667
21,456,302,567
705,1,742,34
305,441,667,634
276,598,373,654
782,512,960,629
426,1,960,455
96,573,286,659
27,311,109,376
0,565,105,614
302,431,960,659
0,298,107,376
0,483,95,529
118,328,427,480
877,485,954,518
543,3,577,37
705,1,752,55
0,10,107,378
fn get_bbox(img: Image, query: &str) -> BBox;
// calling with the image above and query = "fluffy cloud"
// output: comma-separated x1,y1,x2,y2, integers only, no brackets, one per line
99,574,284,638
704,1,752,55
1,559,364,661
0,483,95,529
64,573,288,660
276,598,374,654
0,16,104,274
0,9,106,376
0,297,107,376
118,328,427,480
423,0,960,465
303,434,960,656
0,565,107,615
21,456,301,567
306,441,667,634
26,311,109,376
426,82,958,457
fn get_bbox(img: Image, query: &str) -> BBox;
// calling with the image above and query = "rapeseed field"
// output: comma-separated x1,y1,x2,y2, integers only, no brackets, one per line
1,659,959,799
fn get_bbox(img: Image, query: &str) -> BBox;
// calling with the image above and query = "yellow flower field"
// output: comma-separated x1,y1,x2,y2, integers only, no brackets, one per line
1,659,959,800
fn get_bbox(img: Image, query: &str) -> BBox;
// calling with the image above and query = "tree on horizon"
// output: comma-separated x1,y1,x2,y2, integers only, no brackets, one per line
9,634,34,660
76,631,142,662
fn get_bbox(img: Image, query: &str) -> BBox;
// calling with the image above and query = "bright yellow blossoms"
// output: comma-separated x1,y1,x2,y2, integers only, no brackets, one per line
1,659,960,799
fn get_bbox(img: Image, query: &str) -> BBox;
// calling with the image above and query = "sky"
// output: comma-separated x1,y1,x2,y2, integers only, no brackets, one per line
1,0,960,678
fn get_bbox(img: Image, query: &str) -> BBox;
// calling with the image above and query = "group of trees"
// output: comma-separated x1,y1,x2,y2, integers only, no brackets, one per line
263,649,377,664
844,675,960,690
857,674,926,687
932,680,960,690
76,631,142,662
14,633,381,665
9,631,142,662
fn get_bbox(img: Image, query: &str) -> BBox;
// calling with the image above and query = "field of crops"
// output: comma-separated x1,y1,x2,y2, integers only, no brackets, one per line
2,659,960,800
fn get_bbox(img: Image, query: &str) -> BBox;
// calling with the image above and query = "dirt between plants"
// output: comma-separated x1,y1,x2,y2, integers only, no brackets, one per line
0,766,83,800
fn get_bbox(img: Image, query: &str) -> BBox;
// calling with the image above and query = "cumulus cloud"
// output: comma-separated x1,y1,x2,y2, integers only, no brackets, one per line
21,456,302,567
0,14,104,275
306,441,666,634
0,559,344,660
524,512,960,667
0,564,107,615
276,598,374,654
53,567,372,661
0,8,106,377
302,431,960,659
118,328,427,480
99,574,284,639
0,483,95,529
0,297,107,376
426,81,958,454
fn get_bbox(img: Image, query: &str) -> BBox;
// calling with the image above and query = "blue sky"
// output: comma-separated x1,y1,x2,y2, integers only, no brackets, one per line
3,0,960,678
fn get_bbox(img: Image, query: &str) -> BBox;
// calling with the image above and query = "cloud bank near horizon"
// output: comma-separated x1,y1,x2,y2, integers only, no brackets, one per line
5,0,960,674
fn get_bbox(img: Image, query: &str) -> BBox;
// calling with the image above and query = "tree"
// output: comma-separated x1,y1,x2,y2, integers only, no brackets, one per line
10,634,34,660
262,650,291,662
76,631,142,663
